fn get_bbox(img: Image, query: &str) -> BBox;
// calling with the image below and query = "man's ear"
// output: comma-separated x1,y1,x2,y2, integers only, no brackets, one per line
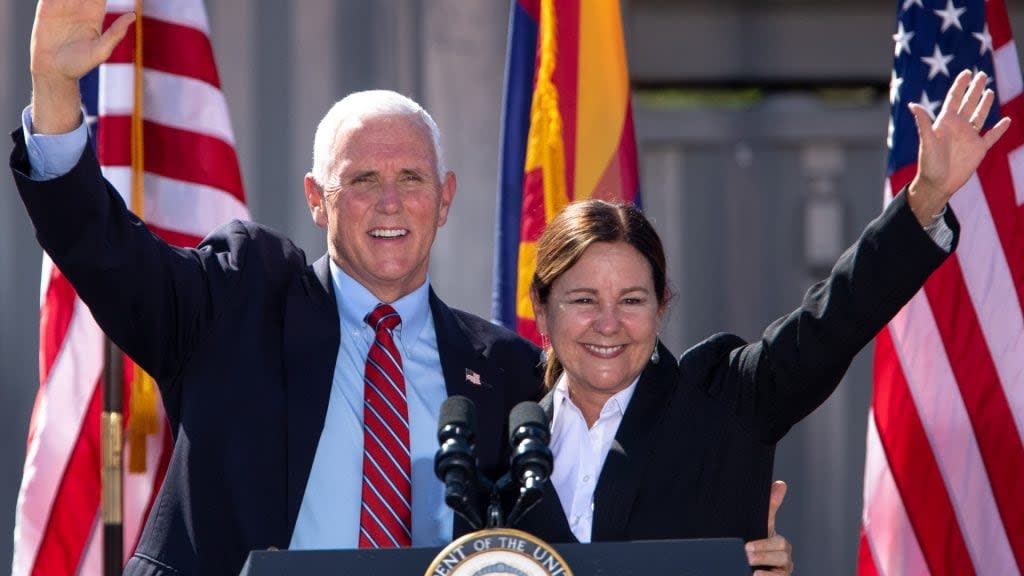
436,171,457,227
304,174,328,228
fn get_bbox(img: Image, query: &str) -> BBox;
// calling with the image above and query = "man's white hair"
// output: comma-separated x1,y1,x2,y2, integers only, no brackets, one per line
310,90,446,189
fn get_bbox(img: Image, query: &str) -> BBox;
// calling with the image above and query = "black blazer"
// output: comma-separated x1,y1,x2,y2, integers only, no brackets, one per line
11,130,542,575
514,191,957,544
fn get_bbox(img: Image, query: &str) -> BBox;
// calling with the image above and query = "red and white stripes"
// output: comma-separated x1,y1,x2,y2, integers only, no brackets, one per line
12,1,247,575
861,2,1024,574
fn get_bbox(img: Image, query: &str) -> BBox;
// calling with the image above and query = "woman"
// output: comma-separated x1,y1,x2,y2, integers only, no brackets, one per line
512,70,1008,575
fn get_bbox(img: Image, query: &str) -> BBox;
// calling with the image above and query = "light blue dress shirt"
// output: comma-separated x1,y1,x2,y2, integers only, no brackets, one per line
20,106,89,180
288,263,452,549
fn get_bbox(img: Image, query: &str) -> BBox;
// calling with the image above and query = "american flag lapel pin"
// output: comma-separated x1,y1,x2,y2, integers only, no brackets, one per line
465,368,482,387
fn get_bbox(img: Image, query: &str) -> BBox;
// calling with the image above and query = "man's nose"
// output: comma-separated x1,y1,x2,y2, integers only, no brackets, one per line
376,182,401,212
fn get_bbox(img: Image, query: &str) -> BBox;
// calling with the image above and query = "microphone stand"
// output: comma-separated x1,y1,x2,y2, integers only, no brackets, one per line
486,491,504,529
484,476,509,529
447,485,483,530
505,485,543,527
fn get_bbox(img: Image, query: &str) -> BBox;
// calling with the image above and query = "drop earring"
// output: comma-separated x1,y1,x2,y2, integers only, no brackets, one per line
650,337,661,364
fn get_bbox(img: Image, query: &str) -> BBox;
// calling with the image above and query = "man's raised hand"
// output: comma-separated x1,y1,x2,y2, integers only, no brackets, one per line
30,0,134,134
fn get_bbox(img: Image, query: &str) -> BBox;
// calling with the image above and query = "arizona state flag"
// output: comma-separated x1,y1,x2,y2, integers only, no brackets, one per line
492,0,640,344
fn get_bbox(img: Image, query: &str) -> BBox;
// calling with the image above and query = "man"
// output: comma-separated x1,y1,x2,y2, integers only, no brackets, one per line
16,2,540,574
14,1,795,574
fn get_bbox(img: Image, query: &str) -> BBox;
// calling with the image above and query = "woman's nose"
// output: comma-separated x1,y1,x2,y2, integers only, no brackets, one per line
592,304,621,334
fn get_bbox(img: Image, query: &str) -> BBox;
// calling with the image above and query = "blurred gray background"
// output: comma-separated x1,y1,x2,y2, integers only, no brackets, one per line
2,1,1022,574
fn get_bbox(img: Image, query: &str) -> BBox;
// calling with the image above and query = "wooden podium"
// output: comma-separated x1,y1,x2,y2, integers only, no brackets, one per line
240,538,750,575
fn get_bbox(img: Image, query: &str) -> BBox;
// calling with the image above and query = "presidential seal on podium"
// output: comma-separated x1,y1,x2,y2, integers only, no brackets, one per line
425,528,573,576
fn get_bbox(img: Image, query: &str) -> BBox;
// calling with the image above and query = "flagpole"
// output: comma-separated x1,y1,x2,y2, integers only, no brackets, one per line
102,338,124,576
102,3,147,572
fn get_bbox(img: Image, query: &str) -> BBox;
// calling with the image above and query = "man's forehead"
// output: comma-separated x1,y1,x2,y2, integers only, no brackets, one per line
337,112,431,141
333,115,436,167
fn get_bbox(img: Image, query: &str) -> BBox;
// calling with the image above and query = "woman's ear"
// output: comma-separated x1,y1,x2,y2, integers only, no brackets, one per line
530,287,547,336
657,287,671,324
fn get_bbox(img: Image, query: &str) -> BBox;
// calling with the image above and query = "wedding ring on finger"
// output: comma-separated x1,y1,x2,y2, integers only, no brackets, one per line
970,121,981,132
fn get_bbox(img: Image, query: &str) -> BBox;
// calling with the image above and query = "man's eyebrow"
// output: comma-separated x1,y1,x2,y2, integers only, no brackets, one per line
347,169,378,180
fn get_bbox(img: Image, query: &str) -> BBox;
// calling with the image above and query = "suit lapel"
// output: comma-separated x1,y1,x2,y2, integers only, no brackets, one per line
430,290,512,538
429,291,506,474
283,254,340,537
539,391,554,425
591,343,677,541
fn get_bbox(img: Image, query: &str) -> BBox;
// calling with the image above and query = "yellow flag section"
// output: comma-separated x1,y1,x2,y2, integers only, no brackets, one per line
127,0,160,474
509,0,640,343
576,3,633,204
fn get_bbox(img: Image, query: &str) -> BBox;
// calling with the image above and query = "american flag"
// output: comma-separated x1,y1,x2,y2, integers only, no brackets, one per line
860,1,1024,574
12,1,248,574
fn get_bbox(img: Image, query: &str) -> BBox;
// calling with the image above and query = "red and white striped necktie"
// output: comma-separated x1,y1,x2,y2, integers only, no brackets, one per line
358,304,412,548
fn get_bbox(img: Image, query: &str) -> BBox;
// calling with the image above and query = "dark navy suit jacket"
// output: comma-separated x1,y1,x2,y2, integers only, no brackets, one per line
12,130,542,575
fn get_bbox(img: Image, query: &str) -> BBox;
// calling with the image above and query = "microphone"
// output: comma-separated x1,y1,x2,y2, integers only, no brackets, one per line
434,396,483,529
505,401,552,526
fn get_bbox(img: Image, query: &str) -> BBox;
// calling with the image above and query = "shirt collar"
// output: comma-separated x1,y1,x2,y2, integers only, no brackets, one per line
551,371,641,426
328,259,431,344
